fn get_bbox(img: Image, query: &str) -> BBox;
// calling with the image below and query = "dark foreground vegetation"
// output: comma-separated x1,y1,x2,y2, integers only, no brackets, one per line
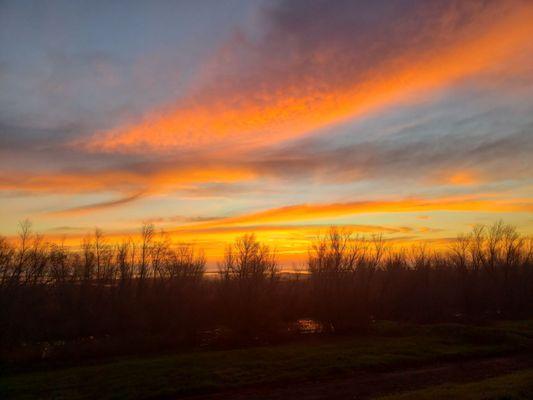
1,321,532,399
1,221,532,399
0,221,532,364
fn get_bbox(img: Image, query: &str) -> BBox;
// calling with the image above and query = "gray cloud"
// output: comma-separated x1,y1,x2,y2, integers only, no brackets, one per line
252,125,533,184
47,192,145,216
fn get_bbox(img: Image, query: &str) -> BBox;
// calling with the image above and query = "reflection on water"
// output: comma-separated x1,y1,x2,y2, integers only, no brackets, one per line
199,319,327,346
294,318,326,334
199,327,233,346
15,319,329,362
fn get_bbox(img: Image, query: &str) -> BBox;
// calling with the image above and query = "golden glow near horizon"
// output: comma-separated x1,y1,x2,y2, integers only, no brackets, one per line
1,0,532,267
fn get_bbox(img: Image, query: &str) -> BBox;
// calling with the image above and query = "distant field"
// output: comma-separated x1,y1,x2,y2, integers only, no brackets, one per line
1,321,532,400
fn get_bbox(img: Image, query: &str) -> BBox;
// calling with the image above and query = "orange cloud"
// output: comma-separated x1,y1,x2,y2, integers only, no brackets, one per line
85,2,533,153
433,170,482,186
168,223,410,237
446,172,479,186
6,194,530,264
1,165,255,195
186,196,533,228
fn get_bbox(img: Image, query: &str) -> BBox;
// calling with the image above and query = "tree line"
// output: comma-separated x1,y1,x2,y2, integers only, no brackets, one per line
0,221,531,358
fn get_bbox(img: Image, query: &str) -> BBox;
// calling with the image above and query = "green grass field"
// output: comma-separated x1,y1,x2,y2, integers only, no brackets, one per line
378,369,533,400
1,321,531,400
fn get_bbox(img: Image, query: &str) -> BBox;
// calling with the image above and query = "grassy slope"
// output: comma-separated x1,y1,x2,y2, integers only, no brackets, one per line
1,321,531,400
377,369,533,400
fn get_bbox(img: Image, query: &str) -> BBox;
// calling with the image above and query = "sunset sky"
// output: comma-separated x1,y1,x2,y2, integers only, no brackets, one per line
1,0,532,266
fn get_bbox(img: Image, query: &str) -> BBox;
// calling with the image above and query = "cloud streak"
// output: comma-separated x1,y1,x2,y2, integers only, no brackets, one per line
3,124,530,204
0,163,256,196
47,192,145,216
182,195,533,229
85,0,533,154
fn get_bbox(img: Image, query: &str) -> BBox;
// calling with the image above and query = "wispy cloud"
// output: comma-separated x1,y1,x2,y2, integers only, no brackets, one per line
180,195,533,229
0,163,255,196
2,123,531,211
47,192,145,216
85,0,533,154
168,223,410,236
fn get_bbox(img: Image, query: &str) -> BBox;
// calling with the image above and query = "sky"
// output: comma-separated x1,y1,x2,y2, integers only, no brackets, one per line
1,0,532,267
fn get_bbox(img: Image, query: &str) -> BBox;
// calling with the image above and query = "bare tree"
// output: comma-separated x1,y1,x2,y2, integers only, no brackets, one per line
218,234,279,336
139,223,154,283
